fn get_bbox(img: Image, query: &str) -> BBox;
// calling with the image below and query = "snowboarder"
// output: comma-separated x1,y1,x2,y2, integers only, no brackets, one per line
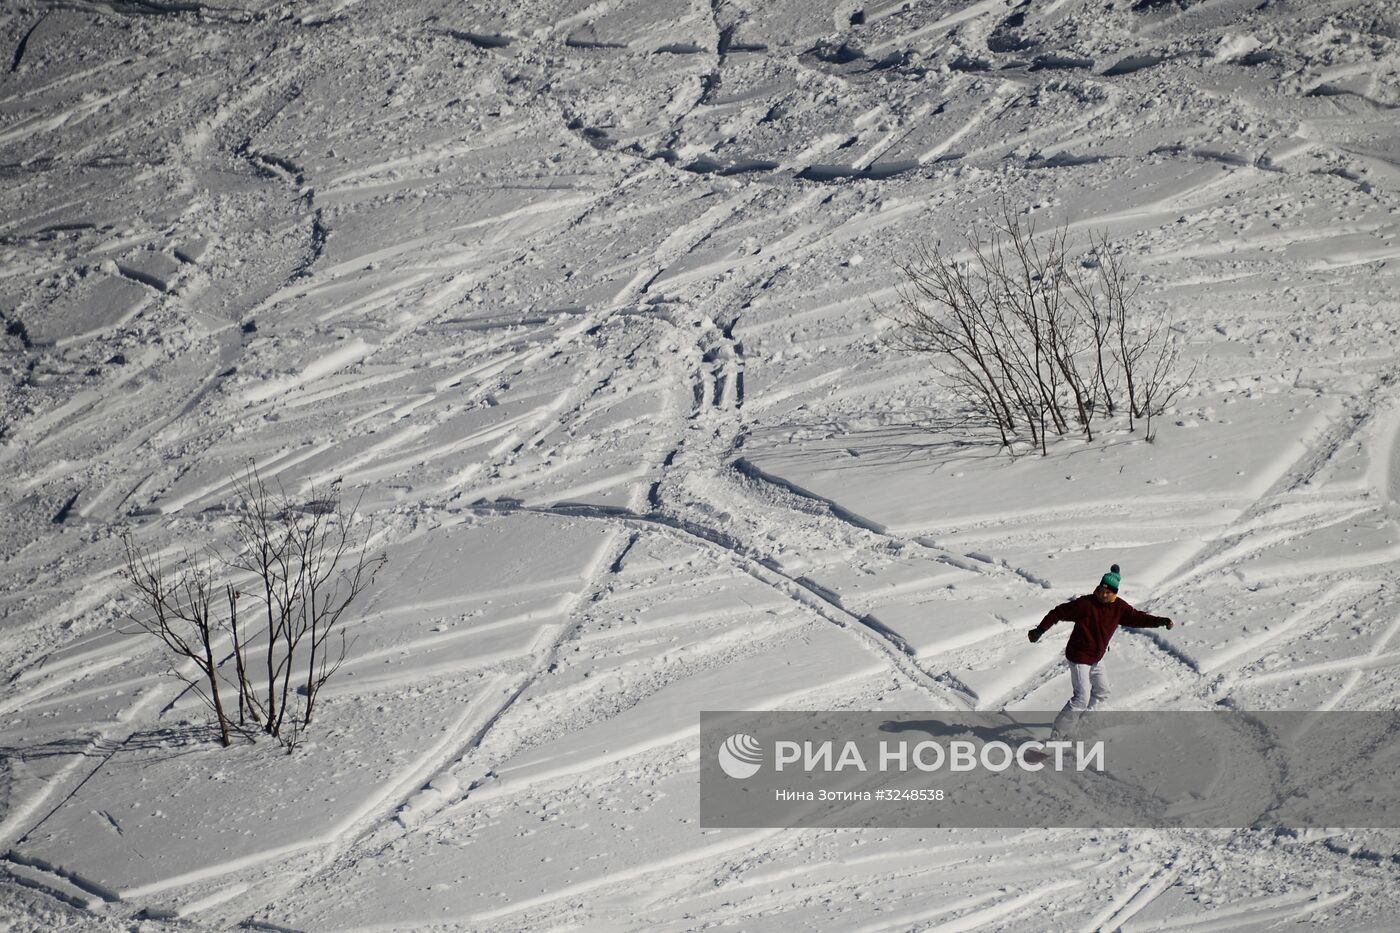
1028,564,1174,738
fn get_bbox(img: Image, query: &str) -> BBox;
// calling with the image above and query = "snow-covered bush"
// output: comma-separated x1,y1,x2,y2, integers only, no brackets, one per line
884,206,1190,451
122,467,386,750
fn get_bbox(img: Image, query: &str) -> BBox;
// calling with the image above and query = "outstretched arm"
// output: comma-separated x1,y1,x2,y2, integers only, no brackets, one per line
1028,600,1079,643
1120,602,1174,629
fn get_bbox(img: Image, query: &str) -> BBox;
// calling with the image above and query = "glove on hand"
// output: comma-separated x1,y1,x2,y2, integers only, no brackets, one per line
1164,619,1175,630
1027,629,1042,643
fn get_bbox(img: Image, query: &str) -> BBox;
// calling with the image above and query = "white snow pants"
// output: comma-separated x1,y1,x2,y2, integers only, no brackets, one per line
1051,661,1109,739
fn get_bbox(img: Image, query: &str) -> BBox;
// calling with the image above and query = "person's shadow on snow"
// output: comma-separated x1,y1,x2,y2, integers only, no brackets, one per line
876,718,1053,742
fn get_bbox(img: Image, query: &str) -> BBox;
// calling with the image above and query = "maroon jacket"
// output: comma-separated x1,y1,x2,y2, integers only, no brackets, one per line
1033,594,1170,664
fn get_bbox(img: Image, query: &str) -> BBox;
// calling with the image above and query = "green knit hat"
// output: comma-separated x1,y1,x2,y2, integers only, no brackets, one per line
1100,564,1121,592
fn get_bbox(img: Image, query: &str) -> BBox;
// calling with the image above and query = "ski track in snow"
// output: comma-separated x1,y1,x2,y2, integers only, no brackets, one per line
3,0,1400,928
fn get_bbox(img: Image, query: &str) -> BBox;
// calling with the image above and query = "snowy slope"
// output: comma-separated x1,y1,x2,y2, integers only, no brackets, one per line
2,0,1399,928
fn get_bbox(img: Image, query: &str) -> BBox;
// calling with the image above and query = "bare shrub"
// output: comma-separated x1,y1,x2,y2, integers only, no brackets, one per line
121,467,386,750
121,543,234,747
884,205,1188,453
1132,311,1196,443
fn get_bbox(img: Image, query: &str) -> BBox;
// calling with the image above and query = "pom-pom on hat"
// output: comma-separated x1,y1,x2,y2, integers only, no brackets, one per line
1100,564,1121,592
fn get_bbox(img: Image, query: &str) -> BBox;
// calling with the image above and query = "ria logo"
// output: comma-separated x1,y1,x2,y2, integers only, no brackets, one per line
718,733,763,779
